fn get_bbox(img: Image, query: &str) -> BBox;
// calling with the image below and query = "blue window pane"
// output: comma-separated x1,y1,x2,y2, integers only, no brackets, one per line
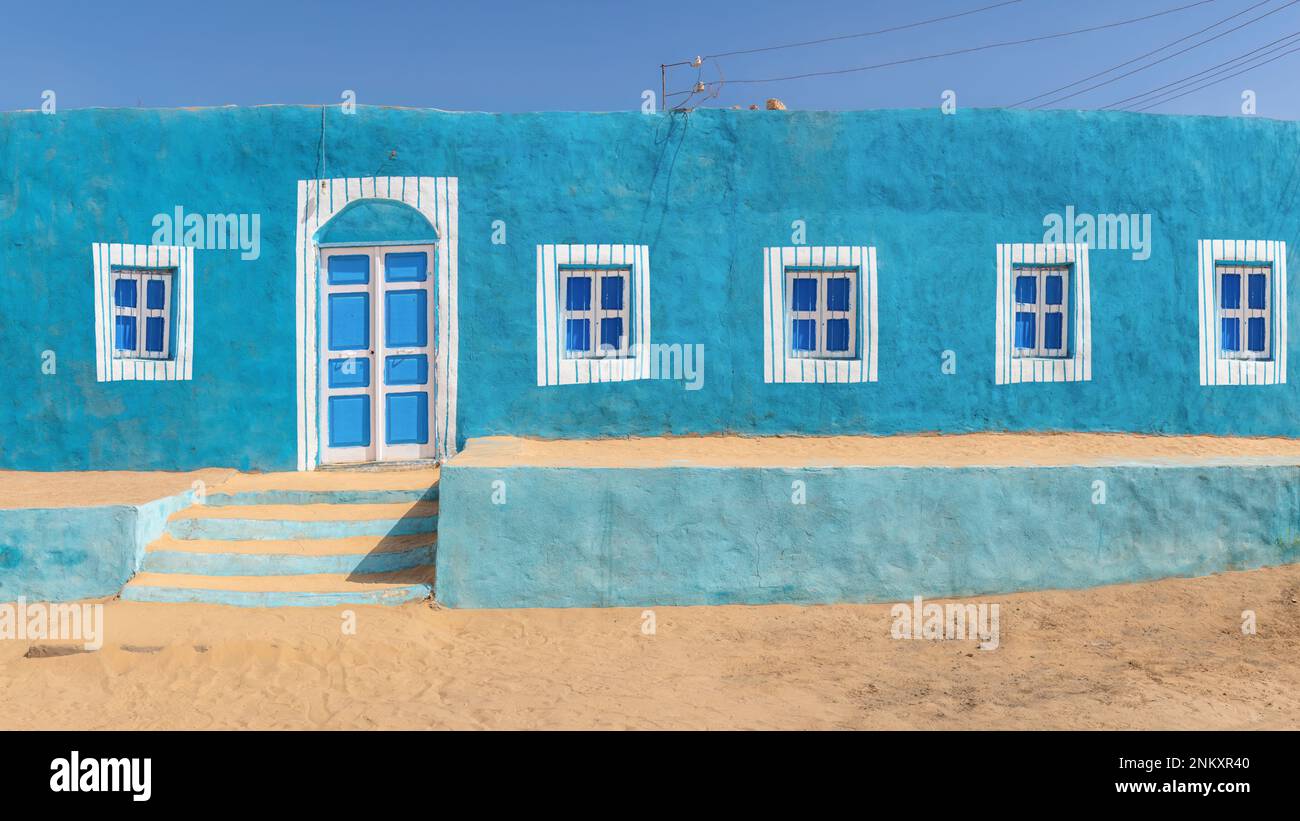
114,278,137,308
1044,313,1064,350
385,289,427,348
791,278,818,311
565,318,590,353
328,357,370,388
1248,317,1266,352
384,252,427,282
1248,274,1267,309
826,278,851,311
1222,318,1241,351
826,318,850,352
144,317,165,352
1014,312,1036,348
384,354,427,386
328,395,370,448
1045,275,1064,306
146,279,166,309
791,318,816,351
328,254,369,285
565,276,591,311
1221,274,1241,309
328,293,369,350
600,275,624,310
386,392,429,445
600,317,623,351
114,315,136,350
1014,275,1036,305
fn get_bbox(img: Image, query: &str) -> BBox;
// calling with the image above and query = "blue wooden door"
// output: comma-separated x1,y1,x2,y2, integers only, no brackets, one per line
320,244,437,465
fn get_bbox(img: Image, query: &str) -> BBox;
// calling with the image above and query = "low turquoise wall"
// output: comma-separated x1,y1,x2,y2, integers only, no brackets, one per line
0,490,193,602
435,463,1300,608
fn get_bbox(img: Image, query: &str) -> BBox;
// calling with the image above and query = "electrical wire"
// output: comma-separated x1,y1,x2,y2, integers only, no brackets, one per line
1101,28,1300,108
701,0,1025,60
1009,0,1259,107
1027,0,1298,109
1129,39,1300,108
667,0,1217,94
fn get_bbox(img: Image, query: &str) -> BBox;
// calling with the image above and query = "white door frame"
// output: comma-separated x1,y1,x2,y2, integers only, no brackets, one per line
294,177,459,470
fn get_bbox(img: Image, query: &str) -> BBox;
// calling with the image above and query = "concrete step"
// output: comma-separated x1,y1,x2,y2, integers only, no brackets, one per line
203,467,438,506
165,501,439,540
141,533,437,576
121,567,434,607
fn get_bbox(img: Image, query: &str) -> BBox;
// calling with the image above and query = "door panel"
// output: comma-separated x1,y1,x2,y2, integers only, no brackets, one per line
319,244,437,465
377,248,436,460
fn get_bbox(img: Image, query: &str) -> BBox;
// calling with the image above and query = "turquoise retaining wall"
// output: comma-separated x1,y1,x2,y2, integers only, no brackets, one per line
0,489,194,601
2,107,1299,471
435,463,1300,608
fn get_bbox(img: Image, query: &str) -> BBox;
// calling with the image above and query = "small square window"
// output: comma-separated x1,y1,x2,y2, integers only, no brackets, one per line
560,267,631,359
1011,265,1070,359
785,266,857,359
110,268,173,361
1216,263,1270,360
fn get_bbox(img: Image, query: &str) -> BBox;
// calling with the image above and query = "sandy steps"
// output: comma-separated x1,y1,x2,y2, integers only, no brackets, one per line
121,469,439,607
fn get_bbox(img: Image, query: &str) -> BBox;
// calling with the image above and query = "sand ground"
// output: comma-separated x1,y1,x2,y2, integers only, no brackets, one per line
3,564,1299,730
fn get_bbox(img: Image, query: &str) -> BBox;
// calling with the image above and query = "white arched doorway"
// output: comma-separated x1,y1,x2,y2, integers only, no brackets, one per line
294,176,459,470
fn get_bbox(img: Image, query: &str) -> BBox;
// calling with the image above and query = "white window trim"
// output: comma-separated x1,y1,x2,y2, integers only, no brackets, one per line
995,243,1091,385
559,267,632,359
93,242,194,382
1198,239,1287,386
536,244,651,386
785,266,857,360
764,245,878,384
1011,265,1069,359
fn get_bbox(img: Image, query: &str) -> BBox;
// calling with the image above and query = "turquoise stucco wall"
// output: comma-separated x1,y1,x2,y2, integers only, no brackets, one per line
0,489,193,601
2,106,1299,471
435,462,1300,608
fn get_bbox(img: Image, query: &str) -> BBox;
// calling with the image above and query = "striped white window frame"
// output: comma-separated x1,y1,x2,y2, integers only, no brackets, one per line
763,246,878,384
1198,239,1287,386
536,244,651,386
92,243,195,382
995,243,1091,385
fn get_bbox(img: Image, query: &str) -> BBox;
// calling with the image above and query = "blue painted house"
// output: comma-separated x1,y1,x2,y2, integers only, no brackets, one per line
2,106,1299,607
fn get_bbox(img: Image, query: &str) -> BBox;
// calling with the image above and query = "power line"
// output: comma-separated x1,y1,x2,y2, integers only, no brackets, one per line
1027,0,1299,109
700,0,1025,60
1101,28,1300,109
668,0,1216,94
1129,39,1300,109
1009,0,1255,107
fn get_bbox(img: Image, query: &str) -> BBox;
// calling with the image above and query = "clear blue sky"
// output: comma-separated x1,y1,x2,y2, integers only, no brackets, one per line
2,0,1298,117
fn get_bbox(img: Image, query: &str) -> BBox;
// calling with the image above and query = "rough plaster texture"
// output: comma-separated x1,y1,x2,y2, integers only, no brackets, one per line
2,107,1299,471
435,463,1300,608
0,488,193,601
